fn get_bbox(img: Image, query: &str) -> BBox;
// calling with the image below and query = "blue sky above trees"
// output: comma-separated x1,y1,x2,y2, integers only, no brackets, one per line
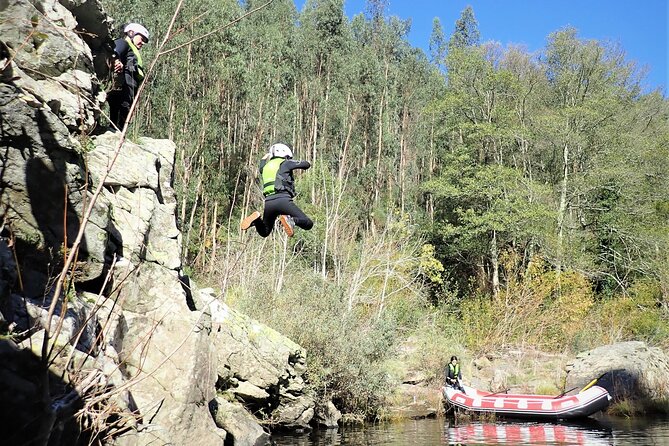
294,0,668,95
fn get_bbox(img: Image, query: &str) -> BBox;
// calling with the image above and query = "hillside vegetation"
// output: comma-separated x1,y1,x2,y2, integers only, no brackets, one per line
103,0,669,418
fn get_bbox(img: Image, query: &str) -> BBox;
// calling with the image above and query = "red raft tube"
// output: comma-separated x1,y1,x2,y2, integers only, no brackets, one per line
442,384,611,420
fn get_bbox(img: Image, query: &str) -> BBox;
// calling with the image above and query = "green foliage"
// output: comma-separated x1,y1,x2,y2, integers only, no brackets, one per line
608,398,639,417
449,5,480,49
418,244,444,286
233,268,402,416
535,383,560,396
585,278,669,347
429,17,446,67
424,150,555,295
100,0,669,417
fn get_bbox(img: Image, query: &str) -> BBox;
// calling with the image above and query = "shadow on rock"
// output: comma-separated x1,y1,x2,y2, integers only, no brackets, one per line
0,339,86,445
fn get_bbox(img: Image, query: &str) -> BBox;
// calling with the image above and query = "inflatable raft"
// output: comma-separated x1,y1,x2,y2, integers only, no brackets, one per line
442,384,611,420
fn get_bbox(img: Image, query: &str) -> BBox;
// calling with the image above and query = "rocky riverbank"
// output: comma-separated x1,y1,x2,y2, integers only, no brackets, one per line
387,342,669,420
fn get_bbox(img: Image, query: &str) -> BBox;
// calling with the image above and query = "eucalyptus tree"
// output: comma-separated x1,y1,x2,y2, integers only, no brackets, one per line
539,28,646,280
294,0,349,176
429,18,447,68
449,5,480,50
429,40,538,296
571,90,669,294
424,151,553,298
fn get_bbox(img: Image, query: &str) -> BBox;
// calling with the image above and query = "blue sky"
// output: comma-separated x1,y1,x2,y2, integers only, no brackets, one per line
294,0,668,95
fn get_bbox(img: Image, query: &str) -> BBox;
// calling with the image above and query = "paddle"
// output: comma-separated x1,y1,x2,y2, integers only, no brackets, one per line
554,386,579,399
579,372,608,393
555,372,608,398
489,388,510,396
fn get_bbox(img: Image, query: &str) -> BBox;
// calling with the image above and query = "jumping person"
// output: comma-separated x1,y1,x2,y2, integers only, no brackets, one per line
445,355,465,393
108,23,149,131
240,143,313,237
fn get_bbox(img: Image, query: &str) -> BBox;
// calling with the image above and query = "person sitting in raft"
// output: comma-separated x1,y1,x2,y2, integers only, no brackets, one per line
445,355,465,393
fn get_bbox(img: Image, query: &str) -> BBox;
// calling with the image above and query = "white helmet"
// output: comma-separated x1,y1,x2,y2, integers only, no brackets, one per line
270,143,293,159
124,23,150,42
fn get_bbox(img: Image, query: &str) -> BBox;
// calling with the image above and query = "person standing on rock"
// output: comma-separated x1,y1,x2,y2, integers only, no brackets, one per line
240,143,313,237
445,355,465,392
108,23,149,131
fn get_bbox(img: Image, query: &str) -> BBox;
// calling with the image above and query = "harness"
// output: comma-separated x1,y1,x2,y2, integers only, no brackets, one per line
125,36,145,80
261,157,285,196
448,363,460,378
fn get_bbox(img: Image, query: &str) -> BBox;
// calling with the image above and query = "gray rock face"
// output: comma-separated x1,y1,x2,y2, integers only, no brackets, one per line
566,341,669,409
0,0,106,132
1,0,111,288
1,0,322,444
211,397,270,446
209,297,315,430
111,265,222,446
87,133,182,270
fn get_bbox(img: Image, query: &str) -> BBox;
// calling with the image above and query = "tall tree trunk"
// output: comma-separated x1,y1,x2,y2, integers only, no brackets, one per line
491,230,500,300
557,141,569,274
310,103,318,202
399,105,408,213
427,117,435,222
209,201,218,272
373,61,389,207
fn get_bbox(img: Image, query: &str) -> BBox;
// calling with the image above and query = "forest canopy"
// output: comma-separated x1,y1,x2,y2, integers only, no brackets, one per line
103,0,669,416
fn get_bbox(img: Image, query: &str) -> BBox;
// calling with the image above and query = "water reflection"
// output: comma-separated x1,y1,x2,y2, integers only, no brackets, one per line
445,420,613,445
270,416,669,445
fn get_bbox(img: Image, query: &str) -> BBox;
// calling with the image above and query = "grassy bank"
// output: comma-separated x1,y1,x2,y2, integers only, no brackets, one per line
196,211,669,419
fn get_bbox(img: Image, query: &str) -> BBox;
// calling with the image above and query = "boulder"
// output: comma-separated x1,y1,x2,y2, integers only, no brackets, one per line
88,133,162,190
272,392,315,429
59,0,116,79
489,368,510,393
0,0,103,132
314,401,342,429
210,300,307,389
474,355,492,370
210,299,315,428
210,397,270,446
566,341,669,410
0,79,111,285
234,380,271,402
12,294,98,353
88,133,182,270
387,383,439,420
0,0,113,287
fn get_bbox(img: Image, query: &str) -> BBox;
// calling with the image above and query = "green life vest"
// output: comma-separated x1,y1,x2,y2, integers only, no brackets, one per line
261,157,285,196
448,363,460,377
125,36,145,80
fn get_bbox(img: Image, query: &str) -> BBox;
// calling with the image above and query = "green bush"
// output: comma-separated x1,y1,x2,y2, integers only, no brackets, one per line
232,266,412,417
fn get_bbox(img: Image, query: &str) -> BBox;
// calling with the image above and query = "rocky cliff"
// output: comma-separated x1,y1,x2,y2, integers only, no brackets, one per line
0,1,320,444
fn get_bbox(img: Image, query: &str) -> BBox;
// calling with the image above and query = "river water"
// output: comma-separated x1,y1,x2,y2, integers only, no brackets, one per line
271,416,669,445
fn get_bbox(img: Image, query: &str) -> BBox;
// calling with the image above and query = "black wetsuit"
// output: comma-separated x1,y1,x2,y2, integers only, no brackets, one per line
253,157,313,237
108,38,142,130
